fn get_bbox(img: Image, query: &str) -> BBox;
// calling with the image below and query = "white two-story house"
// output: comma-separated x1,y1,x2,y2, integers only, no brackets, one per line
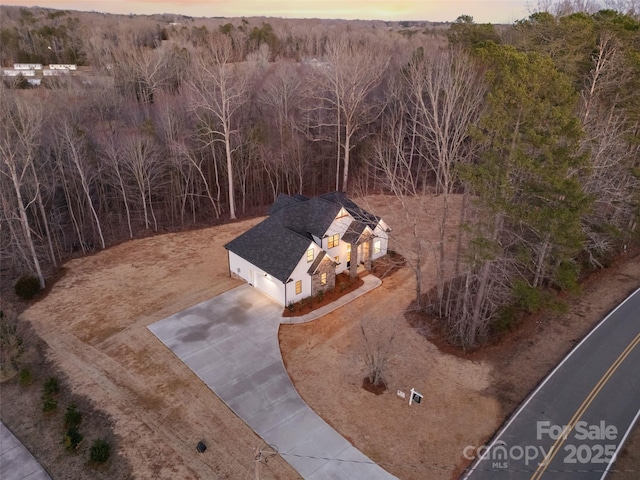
224,192,390,306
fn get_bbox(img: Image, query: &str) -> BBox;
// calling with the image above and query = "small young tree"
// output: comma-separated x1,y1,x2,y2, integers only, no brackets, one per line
359,315,395,389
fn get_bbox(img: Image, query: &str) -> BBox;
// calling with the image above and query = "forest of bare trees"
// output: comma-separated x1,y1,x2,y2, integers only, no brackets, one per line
1,2,638,345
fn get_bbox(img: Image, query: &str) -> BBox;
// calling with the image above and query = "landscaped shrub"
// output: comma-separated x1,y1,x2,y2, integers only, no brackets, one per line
42,394,58,412
63,426,83,450
43,376,59,395
19,367,32,386
64,404,82,429
42,376,60,412
14,275,41,300
89,438,110,463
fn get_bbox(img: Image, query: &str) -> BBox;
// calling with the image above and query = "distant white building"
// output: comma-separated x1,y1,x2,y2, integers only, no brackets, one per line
302,58,330,70
44,68,69,76
49,64,77,70
14,63,42,70
3,69,36,76
27,78,42,86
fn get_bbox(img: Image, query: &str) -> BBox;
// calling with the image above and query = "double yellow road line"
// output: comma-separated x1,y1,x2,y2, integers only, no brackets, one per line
530,331,640,479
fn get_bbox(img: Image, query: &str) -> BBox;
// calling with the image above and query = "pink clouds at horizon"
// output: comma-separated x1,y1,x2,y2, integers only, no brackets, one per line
0,0,531,23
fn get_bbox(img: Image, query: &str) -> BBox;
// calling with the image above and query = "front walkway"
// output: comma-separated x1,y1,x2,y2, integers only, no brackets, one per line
0,422,51,480
148,275,395,480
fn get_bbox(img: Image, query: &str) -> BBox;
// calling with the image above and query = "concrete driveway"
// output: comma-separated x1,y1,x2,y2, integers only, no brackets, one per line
1,422,51,480
149,277,396,480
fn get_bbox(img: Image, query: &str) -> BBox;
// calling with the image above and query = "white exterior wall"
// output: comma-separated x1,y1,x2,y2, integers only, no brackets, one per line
372,221,389,260
322,211,353,275
284,241,321,305
228,251,285,304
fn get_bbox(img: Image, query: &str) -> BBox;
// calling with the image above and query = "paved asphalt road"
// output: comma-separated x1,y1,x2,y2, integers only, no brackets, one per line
462,287,640,480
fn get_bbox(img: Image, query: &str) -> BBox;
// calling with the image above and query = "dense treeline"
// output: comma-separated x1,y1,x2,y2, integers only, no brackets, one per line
1,4,638,345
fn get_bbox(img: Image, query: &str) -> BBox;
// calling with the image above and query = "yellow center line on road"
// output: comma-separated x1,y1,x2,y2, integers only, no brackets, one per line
530,331,640,480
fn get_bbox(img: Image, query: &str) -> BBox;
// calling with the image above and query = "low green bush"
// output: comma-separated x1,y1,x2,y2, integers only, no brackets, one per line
64,404,82,429
19,367,32,386
42,394,58,413
89,438,110,463
43,376,59,395
14,275,41,300
63,426,83,450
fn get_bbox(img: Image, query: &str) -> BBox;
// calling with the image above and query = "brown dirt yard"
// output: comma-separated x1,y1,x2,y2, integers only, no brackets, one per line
2,193,639,480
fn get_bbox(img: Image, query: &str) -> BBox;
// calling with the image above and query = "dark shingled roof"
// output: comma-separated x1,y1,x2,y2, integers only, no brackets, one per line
341,220,369,245
225,192,380,283
267,193,303,215
319,192,380,229
307,251,336,275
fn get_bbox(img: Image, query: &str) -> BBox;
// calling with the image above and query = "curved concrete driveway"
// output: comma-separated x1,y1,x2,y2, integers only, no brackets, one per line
1,422,51,480
149,275,396,479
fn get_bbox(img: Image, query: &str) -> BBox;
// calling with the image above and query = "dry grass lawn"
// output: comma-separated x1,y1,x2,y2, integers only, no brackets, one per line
2,193,638,480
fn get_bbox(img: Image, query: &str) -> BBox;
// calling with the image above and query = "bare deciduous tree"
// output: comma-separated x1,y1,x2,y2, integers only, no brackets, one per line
120,131,161,231
58,118,106,249
190,34,250,220
315,35,389,192
0,89,46,287
405,48,486,312
258,62,307,197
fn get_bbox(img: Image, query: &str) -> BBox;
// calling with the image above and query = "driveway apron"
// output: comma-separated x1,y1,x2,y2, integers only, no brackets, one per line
149,281,396,480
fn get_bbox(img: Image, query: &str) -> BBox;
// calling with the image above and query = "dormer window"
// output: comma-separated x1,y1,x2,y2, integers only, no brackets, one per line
327,233,340,249
307,248,314,262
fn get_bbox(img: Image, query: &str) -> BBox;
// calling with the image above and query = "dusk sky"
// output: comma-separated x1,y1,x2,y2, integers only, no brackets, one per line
1,1,534,24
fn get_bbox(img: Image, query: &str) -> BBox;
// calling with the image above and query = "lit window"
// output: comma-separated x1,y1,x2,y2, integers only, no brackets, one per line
374,240,381,254
307,248,314,262
328,233,340,249
334,256,340,264
295,280,302,295
321,273,327,285
346,244,351,262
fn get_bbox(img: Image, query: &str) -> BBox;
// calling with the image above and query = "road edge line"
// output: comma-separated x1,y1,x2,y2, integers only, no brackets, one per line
462,286,640,479
600,407,640,480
